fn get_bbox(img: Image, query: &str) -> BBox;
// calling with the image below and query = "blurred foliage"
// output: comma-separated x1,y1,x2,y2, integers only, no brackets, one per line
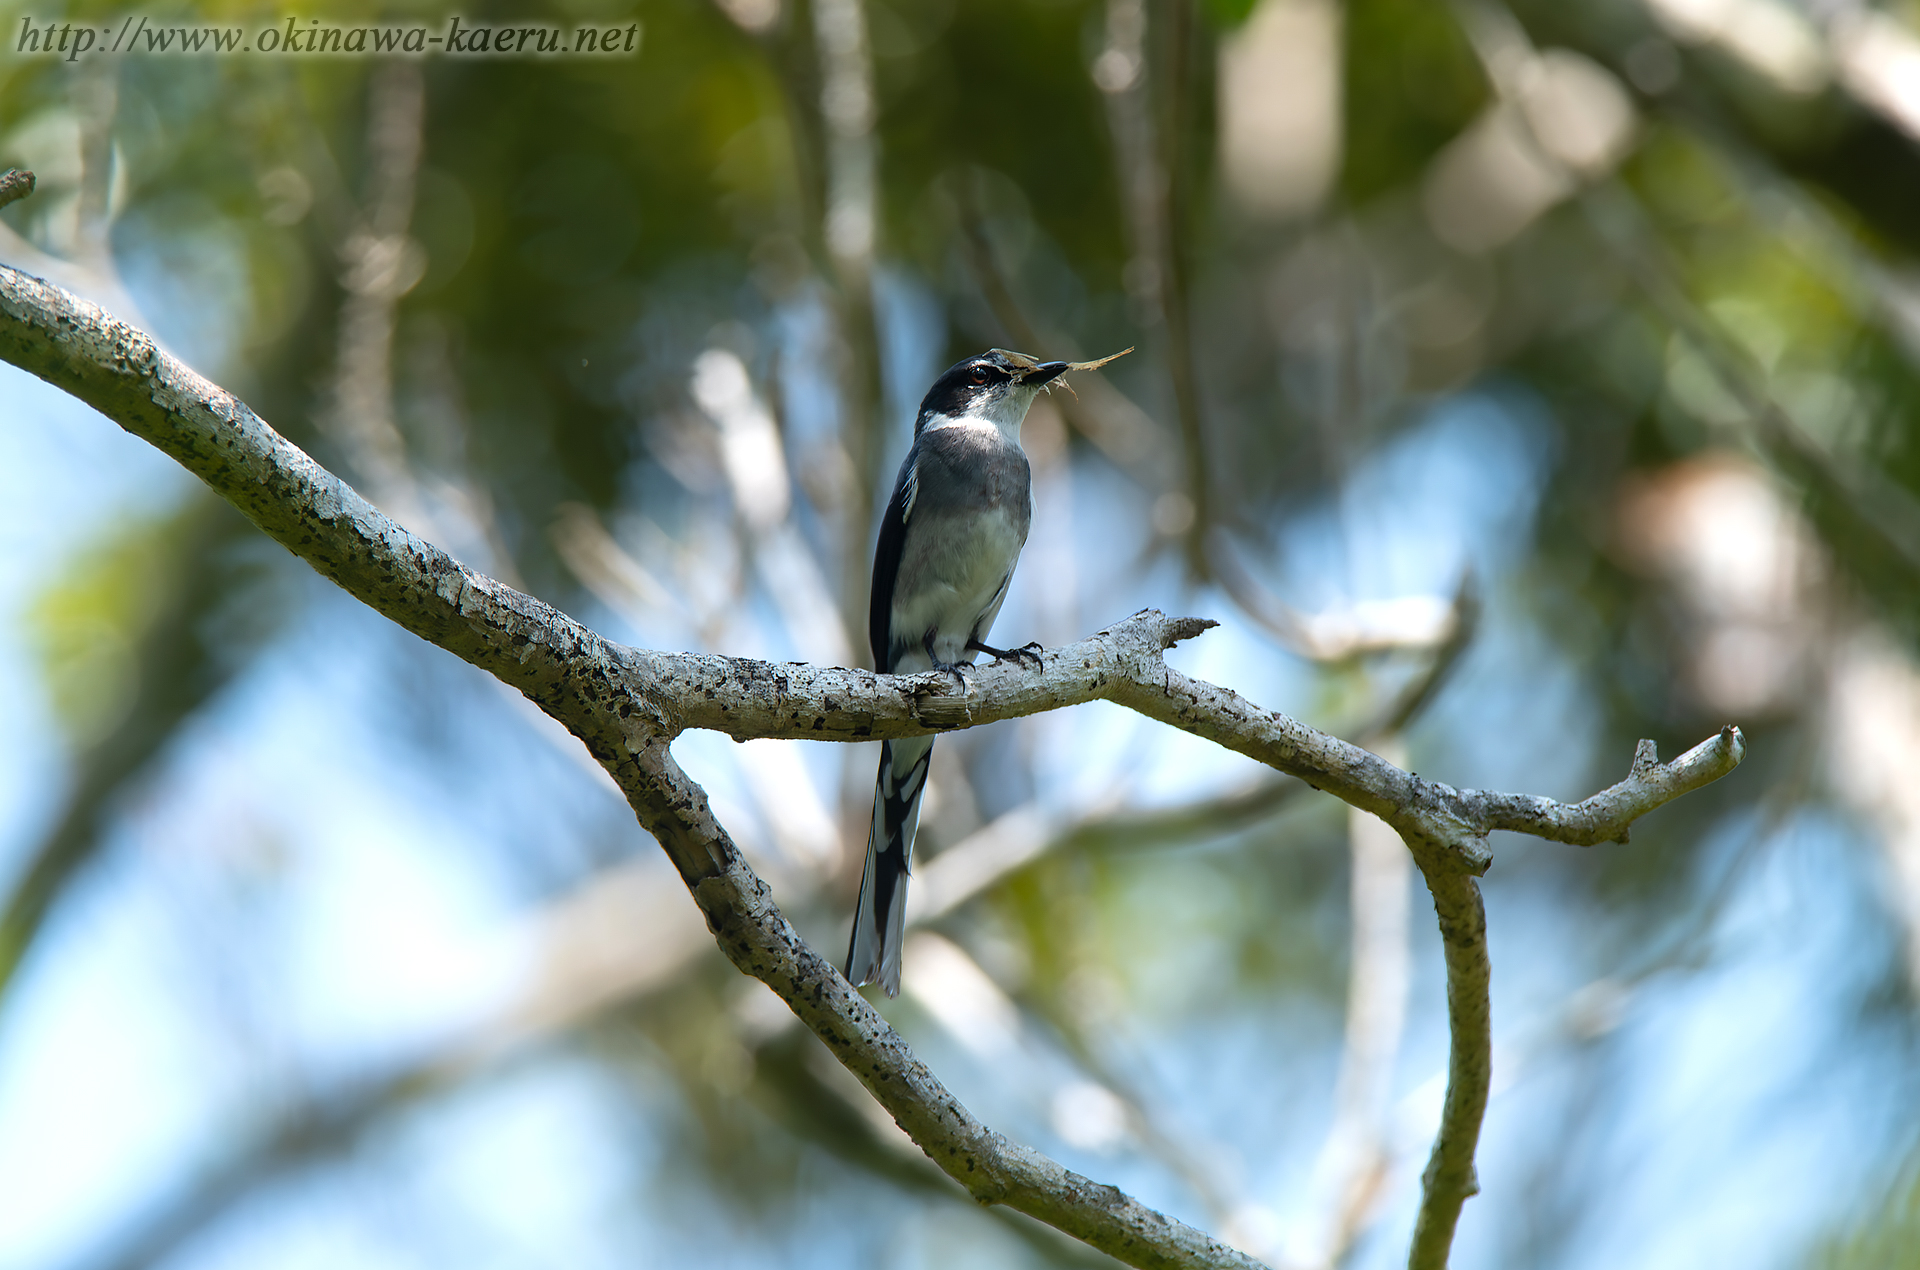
0,495,284,990
7,0,1920,1265
1342,0,1489,204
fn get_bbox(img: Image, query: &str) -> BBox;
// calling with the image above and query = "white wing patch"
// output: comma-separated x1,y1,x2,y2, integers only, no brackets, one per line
902,457,920,523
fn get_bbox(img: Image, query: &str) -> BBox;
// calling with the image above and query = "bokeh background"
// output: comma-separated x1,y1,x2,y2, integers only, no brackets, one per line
4,0,1920,1266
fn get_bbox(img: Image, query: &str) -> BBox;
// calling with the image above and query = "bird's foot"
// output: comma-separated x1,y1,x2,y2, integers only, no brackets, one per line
967,638,1045,670
927,655,972,693
917,630,974,692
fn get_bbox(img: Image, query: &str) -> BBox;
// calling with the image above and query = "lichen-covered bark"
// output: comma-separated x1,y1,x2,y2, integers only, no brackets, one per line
1404,865,1491,1270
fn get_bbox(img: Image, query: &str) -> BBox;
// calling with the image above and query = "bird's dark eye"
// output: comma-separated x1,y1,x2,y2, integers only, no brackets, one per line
969,367,989,385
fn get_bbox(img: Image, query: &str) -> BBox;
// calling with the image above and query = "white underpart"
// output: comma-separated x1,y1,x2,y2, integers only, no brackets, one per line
888,510,1024,669
895,384,1040,669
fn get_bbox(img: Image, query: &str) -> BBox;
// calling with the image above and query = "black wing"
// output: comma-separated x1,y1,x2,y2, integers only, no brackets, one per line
868,449,916,670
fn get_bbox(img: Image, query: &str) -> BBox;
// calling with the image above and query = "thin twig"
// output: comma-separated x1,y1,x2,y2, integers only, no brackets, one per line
951,175,1167,474
1151,0,1211,573
1372,573,1481,735
810,0,887,648
1094,0,1211,570
71,59,119,276
322,62,425,510
1297,752,1413,1269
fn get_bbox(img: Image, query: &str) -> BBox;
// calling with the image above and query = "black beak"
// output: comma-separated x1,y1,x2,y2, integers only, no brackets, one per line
1024,361,1070,386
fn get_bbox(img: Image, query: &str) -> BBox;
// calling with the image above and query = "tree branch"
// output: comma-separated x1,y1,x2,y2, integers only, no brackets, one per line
0,261,1265,1269
1403,864,1489,1270
0,261,1746,1270
1477,731,1747,845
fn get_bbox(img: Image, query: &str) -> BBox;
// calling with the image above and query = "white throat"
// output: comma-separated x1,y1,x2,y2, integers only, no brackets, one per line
921,386,1039,446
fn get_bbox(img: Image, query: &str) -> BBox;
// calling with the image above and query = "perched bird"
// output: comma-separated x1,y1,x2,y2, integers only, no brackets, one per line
846,348,1069,996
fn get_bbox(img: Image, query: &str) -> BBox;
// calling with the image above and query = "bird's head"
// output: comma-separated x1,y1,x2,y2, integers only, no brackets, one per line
915,349,1071,438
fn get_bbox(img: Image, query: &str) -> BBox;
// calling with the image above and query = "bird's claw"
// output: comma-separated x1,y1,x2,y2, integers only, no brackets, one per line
928,659,972,693
997,641,1045,670
967,638,1046,670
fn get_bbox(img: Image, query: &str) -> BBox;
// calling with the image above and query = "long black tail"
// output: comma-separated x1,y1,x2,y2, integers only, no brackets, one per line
845,735,934,996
